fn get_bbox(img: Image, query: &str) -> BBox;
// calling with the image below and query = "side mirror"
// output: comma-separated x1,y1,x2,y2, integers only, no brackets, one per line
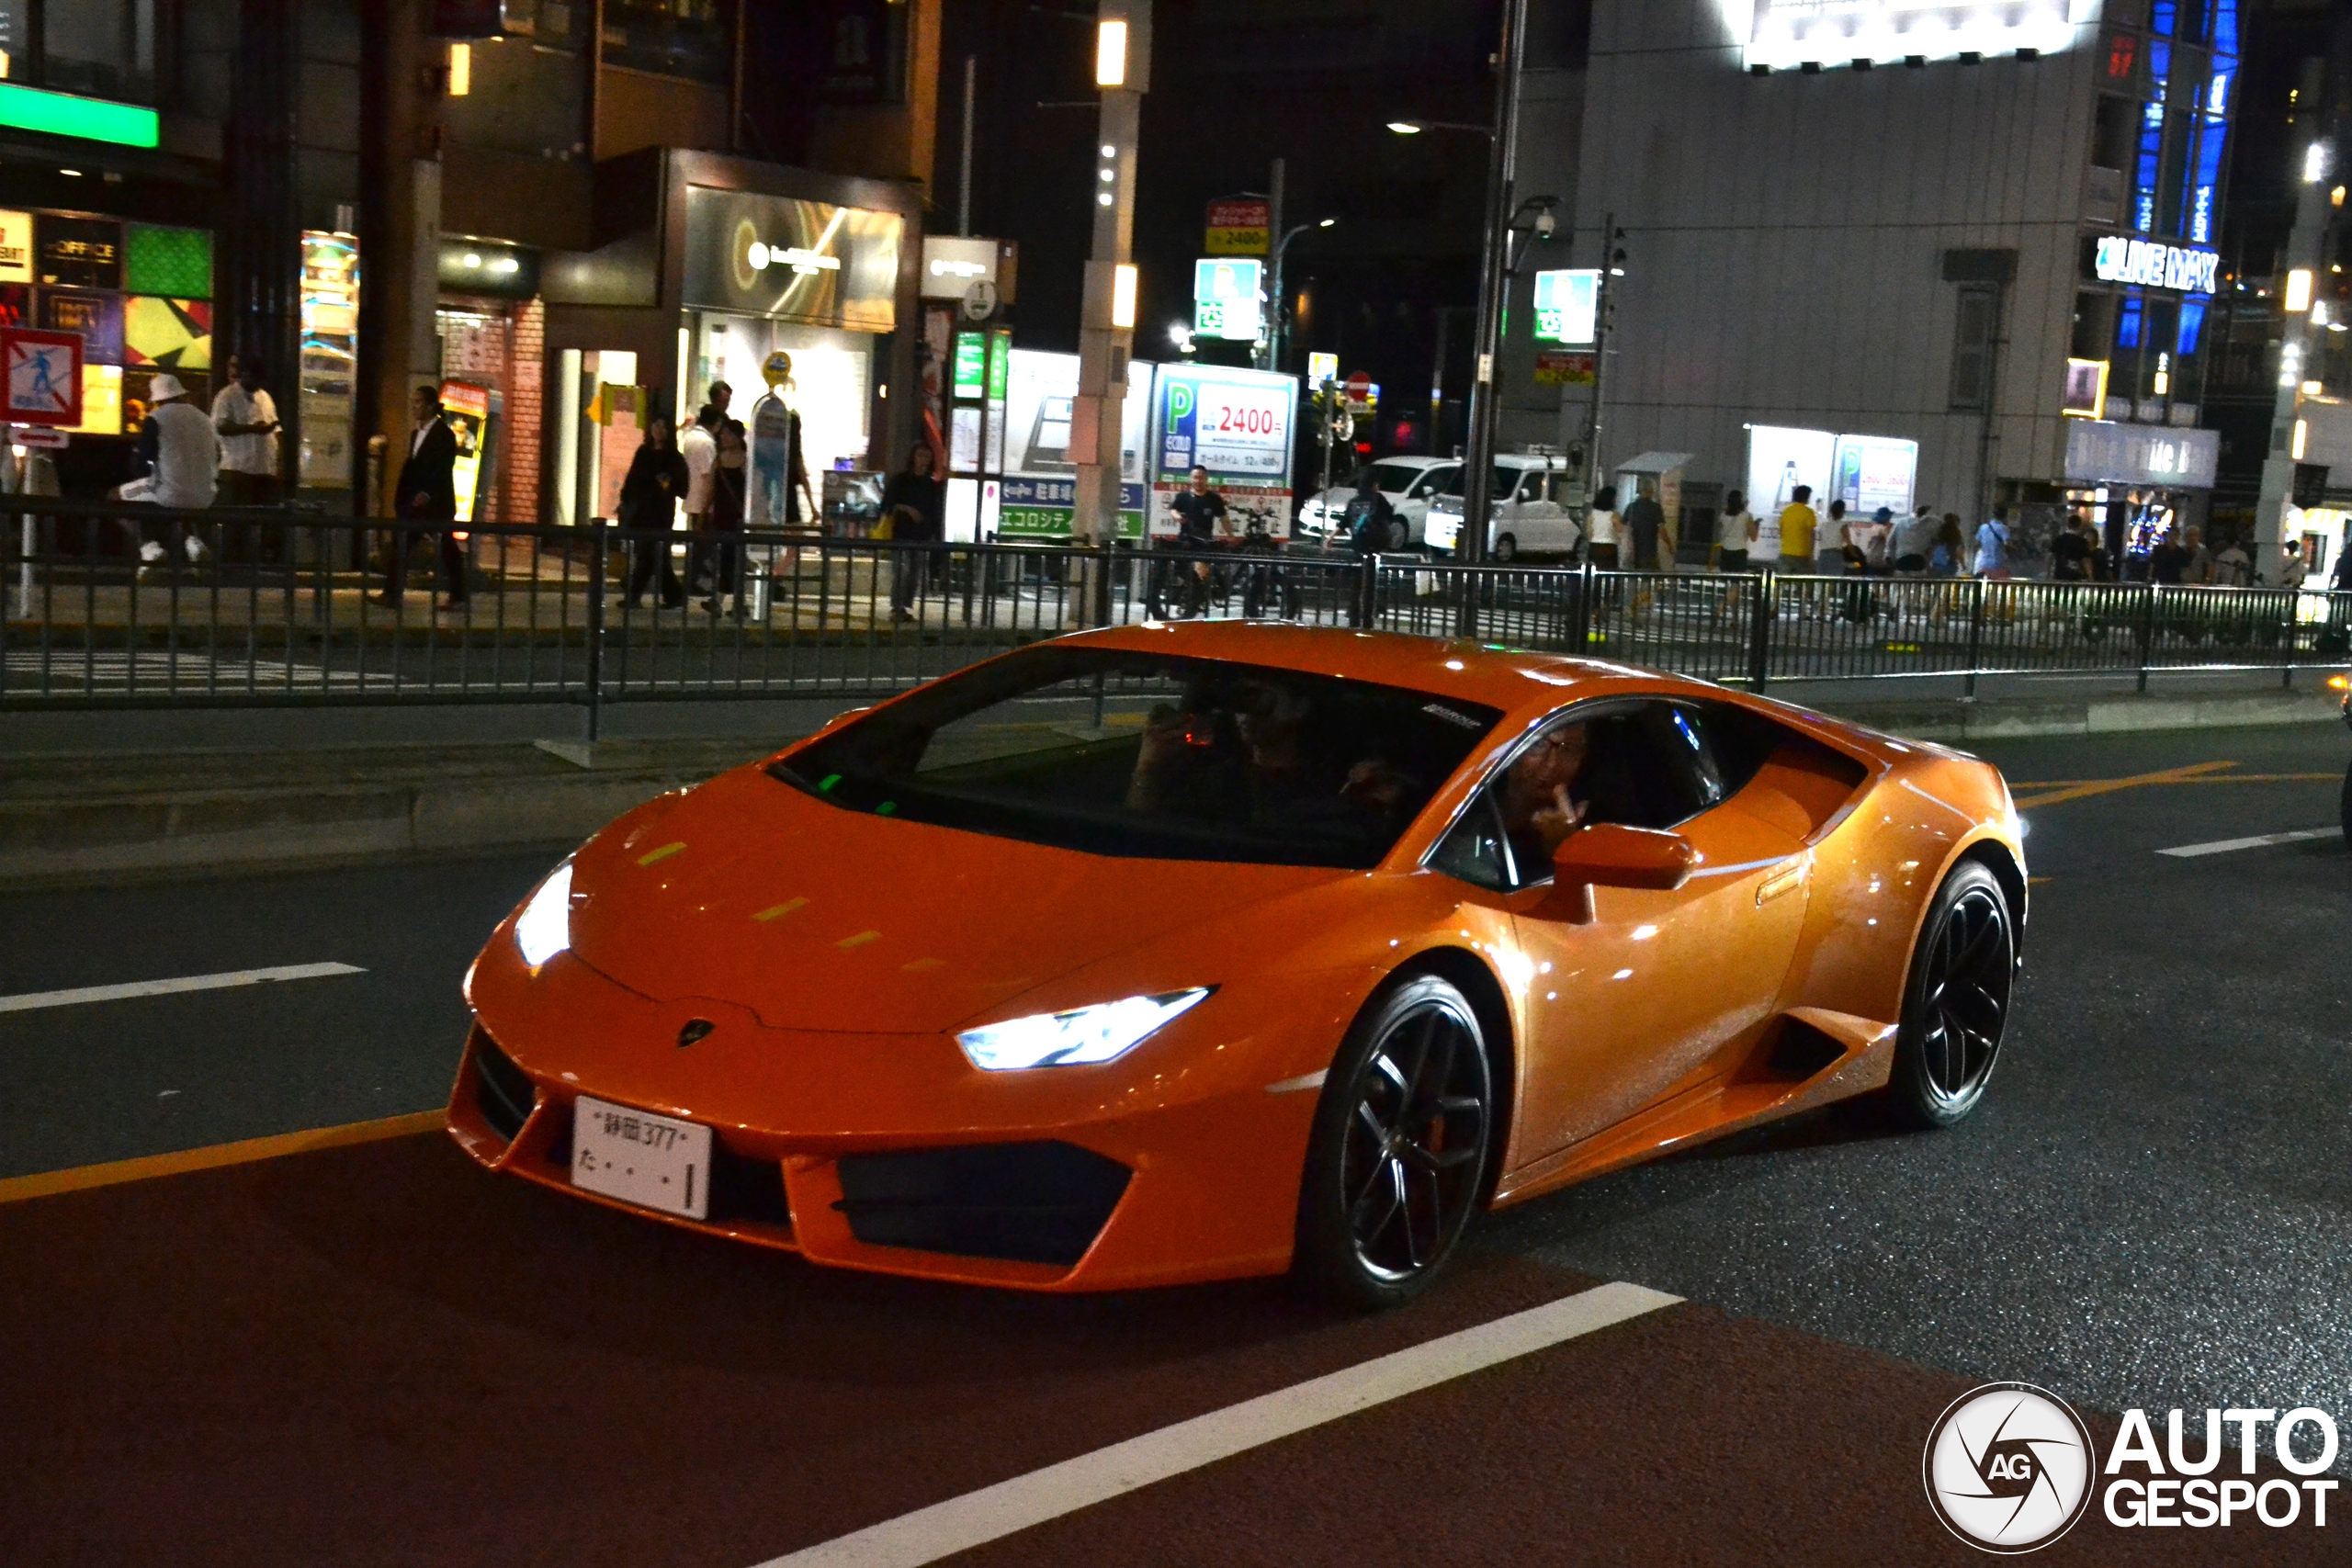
1545,824,1696,923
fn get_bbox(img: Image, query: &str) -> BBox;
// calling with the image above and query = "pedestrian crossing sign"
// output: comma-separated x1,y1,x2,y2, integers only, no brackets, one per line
3,326,82,426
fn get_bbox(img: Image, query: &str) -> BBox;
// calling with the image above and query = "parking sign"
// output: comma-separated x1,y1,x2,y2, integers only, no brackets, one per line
3,327,82,426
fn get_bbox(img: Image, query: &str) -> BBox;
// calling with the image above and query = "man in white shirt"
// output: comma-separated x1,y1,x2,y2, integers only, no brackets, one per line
130,372,219,578
211,355,281,506
680,406,717,592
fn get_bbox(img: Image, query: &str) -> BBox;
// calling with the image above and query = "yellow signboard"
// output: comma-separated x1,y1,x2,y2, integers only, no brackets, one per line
0,209,29,284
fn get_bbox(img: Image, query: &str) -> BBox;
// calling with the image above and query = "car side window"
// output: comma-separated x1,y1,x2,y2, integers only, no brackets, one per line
1428,788,1513,892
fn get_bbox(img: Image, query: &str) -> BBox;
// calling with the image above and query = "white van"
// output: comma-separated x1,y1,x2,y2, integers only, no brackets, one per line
1422,455,1583,560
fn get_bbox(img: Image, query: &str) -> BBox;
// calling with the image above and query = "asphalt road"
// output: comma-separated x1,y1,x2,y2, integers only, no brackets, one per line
5,720,2350,1565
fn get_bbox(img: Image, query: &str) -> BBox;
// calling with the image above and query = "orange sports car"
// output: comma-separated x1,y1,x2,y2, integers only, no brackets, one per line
448,623,2025,1307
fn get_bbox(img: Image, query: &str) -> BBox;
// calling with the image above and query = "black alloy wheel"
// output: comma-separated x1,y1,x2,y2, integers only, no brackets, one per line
1386,517,1411,552
1295,975,1494,1310
1890,862,2016,1128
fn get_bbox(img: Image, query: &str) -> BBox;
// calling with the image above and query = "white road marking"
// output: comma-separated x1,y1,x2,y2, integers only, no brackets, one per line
2156,828,2338,860
0,963,367,1015
752,1280,1680,1568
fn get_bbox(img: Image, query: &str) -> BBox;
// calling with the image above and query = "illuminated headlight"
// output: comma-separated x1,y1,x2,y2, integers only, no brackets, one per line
514,858,574,970
957,987,1213,1070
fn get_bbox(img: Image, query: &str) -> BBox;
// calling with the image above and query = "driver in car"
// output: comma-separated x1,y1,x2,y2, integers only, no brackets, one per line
1125,679,1414,835
1499,722,1590,873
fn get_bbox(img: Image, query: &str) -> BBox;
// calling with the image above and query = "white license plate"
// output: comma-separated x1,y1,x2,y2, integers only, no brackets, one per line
571,1096,713,1220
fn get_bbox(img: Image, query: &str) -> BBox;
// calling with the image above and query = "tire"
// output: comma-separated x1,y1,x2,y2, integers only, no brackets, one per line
1888,862,2016,1129
1494,534,1518,563
1294,974,1495,1311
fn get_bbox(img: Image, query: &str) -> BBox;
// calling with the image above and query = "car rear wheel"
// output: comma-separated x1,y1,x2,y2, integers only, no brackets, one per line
1889,862,2015,1129
1294,974,1493,1310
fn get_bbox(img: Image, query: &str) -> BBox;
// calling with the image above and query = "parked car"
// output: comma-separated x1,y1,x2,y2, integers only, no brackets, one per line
1294,457,1463,552
1423,455,1583,561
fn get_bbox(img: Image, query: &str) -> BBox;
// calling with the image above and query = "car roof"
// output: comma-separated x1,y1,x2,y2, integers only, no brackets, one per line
1057,621,1673,715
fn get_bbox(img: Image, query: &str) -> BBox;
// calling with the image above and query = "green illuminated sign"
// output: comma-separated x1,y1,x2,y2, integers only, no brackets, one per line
951,331,986,400
0,84,161,149
987,329,1011,400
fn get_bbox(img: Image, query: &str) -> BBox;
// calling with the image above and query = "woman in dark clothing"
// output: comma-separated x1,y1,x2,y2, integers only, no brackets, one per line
700,417,749,615
883,445,946,621
621,415,691,608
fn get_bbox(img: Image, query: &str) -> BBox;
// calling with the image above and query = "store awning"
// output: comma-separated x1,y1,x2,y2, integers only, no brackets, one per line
1614,451,1694,474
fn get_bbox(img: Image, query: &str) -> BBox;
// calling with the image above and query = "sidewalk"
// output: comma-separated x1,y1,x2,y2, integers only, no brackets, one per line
3,674,2342,888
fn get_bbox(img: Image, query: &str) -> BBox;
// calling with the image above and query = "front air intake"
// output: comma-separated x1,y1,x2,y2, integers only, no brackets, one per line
471,1028,536,1141
833,1142,1132,1267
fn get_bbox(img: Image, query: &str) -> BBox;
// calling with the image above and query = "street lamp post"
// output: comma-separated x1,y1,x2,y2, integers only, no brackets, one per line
1264,216,1336,377
1071,0,1149,585
1458,0,1531,572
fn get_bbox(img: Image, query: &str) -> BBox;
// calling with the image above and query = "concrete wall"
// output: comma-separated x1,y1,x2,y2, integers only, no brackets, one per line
1571,0,2104,514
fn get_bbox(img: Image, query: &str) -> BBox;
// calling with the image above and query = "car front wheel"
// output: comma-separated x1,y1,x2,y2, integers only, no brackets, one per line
1294,974,1494,1310
1889,861,2016,1128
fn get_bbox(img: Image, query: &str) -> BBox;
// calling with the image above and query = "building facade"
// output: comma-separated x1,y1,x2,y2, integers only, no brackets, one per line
1553,0,2238,570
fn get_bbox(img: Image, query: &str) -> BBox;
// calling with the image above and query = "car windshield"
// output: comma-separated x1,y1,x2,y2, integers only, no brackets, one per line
1367,461,1422,493
1435,465,1521,502
775,647,1501,868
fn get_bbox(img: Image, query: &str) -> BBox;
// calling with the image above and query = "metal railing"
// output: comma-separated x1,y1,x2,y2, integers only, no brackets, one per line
6,494,2348,715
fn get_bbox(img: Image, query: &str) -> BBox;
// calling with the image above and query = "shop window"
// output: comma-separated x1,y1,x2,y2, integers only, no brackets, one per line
2151,0,2175,35
2157,104,2194,237
2211,0,2236,55
2072,292,2117,360
1950,286,1997,412
2176,299,2206,356
2134,102,2165,233
602,0,730,85
2117,295,2144,351
2092,96,2136,172
38,0,160,103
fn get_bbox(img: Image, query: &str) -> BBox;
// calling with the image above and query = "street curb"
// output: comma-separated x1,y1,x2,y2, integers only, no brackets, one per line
1809,688,2341,743
1,689,2341,887
0,770,692,886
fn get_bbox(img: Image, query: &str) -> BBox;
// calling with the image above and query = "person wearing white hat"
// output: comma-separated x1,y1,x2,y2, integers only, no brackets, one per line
126,372,218,576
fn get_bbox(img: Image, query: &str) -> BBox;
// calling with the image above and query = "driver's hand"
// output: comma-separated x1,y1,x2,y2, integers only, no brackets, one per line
1531,785,1589,852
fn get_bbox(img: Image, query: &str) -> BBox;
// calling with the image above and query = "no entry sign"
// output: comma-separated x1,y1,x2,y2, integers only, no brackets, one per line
2,327,82,427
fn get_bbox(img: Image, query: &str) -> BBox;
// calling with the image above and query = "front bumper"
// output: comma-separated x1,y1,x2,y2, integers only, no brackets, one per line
447,953,1321,1292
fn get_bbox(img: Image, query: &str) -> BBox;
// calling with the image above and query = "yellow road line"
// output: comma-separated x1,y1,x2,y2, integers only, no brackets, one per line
2012,761,2238,811
0,1109,446,1207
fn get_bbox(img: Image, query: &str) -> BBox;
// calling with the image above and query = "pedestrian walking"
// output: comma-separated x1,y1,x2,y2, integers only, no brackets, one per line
1715,488,1757,573
2050,509,2095,582
619,414,691,609
126,371,218,579
680,403,717,588
1623,479,1666,571
1584,486,1620,570
1341,461,1397,557
883,444,945,622
1776,484,1817,573
2211,536,2251,587
371,384,465,611
698,416,751,615
1974,508,2013,580
2279,541,2309,591
2148,527,2188,585
2182,526,2213,586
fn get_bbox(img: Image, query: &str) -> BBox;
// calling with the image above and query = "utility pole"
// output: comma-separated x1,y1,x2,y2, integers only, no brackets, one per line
958,55,977,237
1582,215,1620,487
1255,158,1283,372
1070,0,1148,574
1458,0,1530,569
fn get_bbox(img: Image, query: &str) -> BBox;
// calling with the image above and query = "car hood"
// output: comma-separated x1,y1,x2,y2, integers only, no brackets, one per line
563,764,1344,1034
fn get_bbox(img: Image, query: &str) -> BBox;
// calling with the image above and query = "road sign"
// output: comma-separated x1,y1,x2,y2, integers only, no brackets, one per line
1533,351,1596,386
1205,196,1270,256
7,423,67,447
961,278,1000,321
1306,351,1338,387
1193,257,1262,343
1343,371,1377,415
2,327,82,427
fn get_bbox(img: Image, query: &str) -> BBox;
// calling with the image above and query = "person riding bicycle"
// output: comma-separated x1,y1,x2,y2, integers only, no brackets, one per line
1169,466,1230,615
1340,464,1397,557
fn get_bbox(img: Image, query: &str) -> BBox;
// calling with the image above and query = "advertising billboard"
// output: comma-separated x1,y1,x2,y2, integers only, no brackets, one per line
680,186,903,333
1532,269,1599,346
1830,433,1918,518
1744,424,1836,558
1744,0,2095,70
1149,363,1296,536
996,348,1151,538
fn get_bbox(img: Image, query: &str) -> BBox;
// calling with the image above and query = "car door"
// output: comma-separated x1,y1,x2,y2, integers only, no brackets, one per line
1510,469,1573,555
1493,700,1814,1157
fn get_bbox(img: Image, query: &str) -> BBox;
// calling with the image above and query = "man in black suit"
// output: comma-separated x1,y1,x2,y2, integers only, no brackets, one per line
371,385,466,610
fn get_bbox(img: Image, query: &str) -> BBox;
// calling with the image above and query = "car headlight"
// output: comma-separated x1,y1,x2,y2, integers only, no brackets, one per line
514,858,574,970
957,987,1213,1071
